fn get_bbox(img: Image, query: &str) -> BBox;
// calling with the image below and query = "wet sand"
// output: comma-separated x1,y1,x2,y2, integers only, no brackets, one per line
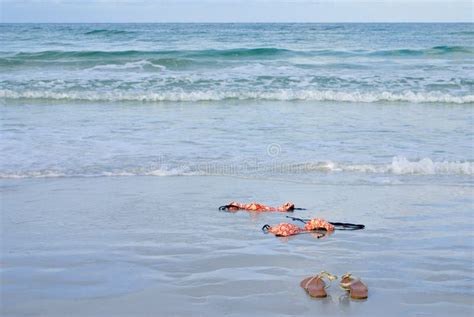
1,176,473,316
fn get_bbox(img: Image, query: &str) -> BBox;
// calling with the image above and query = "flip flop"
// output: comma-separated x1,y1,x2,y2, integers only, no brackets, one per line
340,273,368,299
300,271,337,298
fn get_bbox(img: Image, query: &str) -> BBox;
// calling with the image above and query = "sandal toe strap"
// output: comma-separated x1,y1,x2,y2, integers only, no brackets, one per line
305,271,338,290
340,273,361,289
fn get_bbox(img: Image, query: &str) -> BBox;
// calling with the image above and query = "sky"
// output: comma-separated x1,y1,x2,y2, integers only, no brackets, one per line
0,0,472,23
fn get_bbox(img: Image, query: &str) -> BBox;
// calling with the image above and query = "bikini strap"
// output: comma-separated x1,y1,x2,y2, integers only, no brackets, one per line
219,203,240,211
330,222,365,230
261,224,271,233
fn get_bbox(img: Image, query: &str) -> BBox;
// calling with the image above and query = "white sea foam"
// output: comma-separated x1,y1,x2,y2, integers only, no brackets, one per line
1,89,473,104
311,157,474,175
0,157,472,179
88,60,166,71
0,171,67,179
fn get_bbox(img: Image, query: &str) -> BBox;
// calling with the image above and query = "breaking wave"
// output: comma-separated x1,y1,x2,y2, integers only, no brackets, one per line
1,89,472,104
2,45,472,62
0,167,202,179
1,157,472,179
297,157,473,175
0,48,291,62
87,60,166,71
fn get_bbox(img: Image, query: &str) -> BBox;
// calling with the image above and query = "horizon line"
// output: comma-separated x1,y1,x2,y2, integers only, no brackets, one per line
1,21,473,24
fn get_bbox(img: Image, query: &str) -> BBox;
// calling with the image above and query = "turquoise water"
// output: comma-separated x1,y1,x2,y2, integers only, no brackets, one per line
0,24,473,103
0,23,473,182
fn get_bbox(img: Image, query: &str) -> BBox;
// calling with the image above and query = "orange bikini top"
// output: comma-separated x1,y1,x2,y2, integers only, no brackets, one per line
262,218,335,237
219,201,304,212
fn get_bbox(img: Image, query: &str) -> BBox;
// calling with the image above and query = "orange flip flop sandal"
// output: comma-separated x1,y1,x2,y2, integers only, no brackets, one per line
340,273,368,299
300,271,337,298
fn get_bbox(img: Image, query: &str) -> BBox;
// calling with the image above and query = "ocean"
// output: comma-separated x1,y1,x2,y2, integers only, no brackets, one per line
1,23,473,316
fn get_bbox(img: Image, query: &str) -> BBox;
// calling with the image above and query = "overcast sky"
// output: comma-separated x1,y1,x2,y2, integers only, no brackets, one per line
1,0,472,23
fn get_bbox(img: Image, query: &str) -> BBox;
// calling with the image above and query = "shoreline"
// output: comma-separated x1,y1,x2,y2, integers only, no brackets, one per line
2,176,473,316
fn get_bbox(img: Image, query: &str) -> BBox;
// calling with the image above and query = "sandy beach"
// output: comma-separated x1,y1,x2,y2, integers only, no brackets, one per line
2,175,473,316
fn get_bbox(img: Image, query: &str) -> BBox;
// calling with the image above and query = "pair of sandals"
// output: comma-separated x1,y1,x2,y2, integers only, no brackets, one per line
300,271,368,299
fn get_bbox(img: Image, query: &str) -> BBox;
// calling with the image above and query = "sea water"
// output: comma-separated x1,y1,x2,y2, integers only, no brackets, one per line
0,23,473,180
1,23,473,316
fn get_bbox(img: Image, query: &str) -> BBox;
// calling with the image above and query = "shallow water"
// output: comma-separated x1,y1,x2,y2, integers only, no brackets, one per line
1,100,473,183
1,176,473,316
1,23,473,182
